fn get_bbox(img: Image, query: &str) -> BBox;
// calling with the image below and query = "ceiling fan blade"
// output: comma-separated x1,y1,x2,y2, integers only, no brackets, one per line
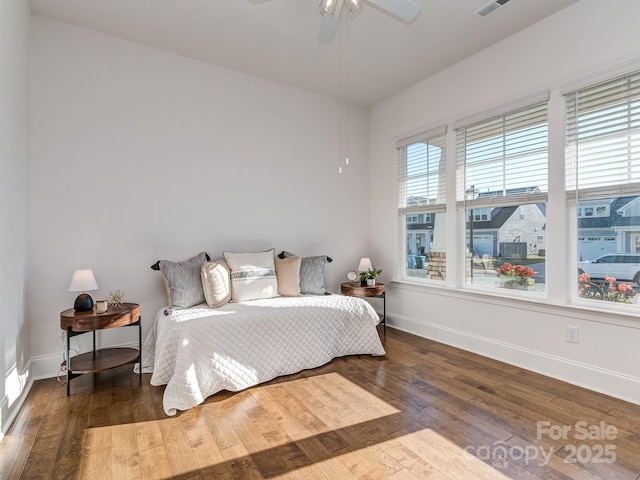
367,0,421,21
318,0,344,44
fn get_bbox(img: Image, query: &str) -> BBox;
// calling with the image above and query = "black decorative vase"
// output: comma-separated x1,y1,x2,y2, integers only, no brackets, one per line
74,293,94,312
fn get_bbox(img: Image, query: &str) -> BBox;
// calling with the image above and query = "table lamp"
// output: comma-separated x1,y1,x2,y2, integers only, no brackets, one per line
69,269,98,312
358,257,373,272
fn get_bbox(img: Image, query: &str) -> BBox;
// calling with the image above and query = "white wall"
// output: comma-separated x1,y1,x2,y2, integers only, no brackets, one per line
370,0,640,404
0,0,31,434
29,16,370,376
23,0,640,410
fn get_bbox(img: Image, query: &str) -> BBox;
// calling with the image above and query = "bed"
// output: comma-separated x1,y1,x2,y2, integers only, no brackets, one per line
139,294,385,416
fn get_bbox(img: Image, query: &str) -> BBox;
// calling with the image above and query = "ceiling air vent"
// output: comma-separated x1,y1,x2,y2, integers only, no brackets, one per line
475,0,511,18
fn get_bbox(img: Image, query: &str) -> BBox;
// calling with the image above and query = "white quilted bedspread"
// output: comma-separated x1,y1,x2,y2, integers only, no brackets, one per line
139,295,385,415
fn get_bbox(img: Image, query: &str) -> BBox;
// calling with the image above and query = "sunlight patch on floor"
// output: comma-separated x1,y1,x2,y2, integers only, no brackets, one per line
81,373,514,478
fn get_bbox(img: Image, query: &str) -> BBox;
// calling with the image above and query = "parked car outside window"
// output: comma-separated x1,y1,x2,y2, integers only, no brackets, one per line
578,254,640,284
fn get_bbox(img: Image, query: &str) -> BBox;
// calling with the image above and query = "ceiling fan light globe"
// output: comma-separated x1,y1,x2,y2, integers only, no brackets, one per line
319,0,338,15
346,0,364,13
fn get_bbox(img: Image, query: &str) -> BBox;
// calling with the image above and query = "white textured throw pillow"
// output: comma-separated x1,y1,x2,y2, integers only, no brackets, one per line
223,249,279,302
201,259,232,308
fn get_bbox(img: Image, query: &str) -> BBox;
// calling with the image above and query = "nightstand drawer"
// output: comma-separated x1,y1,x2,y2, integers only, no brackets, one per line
341,283,384,297
60,303,140,331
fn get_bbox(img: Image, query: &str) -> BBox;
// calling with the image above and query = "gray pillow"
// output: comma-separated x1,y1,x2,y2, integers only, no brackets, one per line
280,251,330,295
158,252,208,308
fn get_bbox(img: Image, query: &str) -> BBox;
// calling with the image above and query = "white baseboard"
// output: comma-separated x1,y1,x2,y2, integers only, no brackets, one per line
31,351,66,381
388,313,640,406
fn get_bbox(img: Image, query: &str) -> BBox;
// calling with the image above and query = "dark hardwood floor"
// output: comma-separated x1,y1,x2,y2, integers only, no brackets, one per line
1,326,639,479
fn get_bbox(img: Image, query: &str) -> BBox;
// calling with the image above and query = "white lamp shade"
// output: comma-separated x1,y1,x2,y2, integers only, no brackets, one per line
69,269,98,292
357,257,373,272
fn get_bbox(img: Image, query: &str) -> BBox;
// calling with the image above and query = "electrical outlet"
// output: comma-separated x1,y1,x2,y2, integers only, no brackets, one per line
566,326,579,344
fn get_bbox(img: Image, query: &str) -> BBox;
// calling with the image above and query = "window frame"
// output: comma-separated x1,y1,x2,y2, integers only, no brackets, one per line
565,69,640,309
455,101,549,294
391,64,640,319
397,127,447,283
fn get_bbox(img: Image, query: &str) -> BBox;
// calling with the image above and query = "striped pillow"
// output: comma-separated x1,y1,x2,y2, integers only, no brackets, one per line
223,249,279,302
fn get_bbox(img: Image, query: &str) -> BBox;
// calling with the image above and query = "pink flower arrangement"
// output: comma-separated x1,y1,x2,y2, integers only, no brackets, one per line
496,263,535,289
496,263,534,277
578,273,636,303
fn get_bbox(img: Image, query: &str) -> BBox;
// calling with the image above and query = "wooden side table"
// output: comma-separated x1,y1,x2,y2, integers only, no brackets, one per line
341,282,386,334
60,302,141,395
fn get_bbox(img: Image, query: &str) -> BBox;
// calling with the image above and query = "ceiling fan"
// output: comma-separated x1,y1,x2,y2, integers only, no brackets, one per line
249,0,421,44
318,0,421,43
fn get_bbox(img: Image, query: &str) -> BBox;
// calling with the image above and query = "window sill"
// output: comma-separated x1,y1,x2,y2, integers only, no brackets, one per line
390,278,640,330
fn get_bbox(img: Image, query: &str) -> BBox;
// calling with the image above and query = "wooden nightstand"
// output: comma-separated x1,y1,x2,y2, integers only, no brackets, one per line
341,282,386,334
60,302,141,395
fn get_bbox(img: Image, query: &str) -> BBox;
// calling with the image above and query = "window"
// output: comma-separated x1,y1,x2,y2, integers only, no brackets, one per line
469,208,490,222
406,214,432,224
578,202,610,218
456,100,548,292
398,127,446,281
566,70,640,306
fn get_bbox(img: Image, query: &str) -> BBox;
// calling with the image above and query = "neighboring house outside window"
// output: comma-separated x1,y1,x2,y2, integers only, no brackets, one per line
456,100,549,293
461,189,546,259
566,70,640,306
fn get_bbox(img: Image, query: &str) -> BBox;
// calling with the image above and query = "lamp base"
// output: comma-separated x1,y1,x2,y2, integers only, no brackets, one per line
74,293,94,312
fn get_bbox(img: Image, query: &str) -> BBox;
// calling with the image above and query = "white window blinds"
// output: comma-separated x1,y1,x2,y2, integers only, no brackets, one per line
456,101,548,208
397,128,447,215
565,70,640,200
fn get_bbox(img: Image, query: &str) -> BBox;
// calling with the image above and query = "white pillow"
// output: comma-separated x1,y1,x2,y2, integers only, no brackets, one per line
223,249,279,302
201,259,232,308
